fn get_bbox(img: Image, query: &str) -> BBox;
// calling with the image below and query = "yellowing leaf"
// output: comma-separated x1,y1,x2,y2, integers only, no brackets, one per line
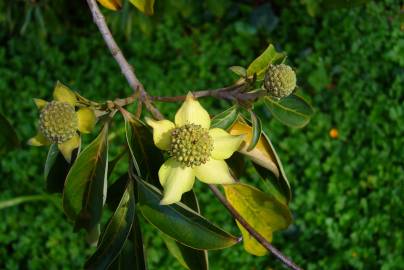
129,0,155,15
97,0,122,11
229,120,279,177
223,183,292,256
229,119,292,204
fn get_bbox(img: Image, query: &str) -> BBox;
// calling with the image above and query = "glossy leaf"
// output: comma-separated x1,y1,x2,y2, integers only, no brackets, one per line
229,66,247,77
108,148,127,178
247,44,286,80
223,183,292,256
247,110,262,151
107,174,129,211
44,144,76,193
136,177,239,250
129,0,155,15
162,191,209,270
264,94,314,128
63,124,109,231
125,118,164,186
229,120,291,204
211,106,238,130
0,112,19,155
108,215,147,270
85,181,136,269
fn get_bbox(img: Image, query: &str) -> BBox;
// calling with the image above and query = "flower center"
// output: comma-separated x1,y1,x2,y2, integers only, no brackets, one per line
169,124,213,167
39,101,78,143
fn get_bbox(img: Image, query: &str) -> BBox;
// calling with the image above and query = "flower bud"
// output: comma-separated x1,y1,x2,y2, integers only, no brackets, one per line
264,64,296,98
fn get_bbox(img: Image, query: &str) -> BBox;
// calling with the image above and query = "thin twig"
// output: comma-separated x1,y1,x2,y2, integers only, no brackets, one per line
86,1,301,268
152,84,267,103
151,84,243,102
209,185,302,270
86,0,163,120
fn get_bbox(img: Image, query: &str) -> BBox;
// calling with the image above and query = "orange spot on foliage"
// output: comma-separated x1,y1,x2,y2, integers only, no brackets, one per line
329,128,339,139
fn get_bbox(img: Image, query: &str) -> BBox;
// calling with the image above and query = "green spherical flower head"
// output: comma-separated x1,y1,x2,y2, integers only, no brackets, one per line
39,101,78,143
264,64,296,98
169,123,213,167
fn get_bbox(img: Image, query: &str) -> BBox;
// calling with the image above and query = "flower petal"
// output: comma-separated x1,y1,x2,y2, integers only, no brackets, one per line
77,107,96,134
194,159,235,184
209,128,244,160
175,92,210,129
58,134,80,162
33,98,48,110
53,81,77,106
158,158,195,205
27,132,50,146
145,117,175,151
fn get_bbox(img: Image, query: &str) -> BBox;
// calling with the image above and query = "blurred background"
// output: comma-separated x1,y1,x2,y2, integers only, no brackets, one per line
0,0,403,269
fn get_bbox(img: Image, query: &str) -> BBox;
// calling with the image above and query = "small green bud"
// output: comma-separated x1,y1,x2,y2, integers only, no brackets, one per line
39,101,78,143
169,124,213,167
264,64,296,98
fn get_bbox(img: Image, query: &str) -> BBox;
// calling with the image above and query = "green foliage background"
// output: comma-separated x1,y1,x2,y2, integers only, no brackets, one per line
0,0,403,269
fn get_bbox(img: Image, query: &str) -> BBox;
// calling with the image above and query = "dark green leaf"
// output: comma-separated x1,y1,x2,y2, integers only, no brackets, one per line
264,94,314,128
247,44,286,80
125,118,163,186
229,66,247,77
161,191,208,270
109,215,147,270
211,106,238,130
161,234,208,270
85,181,136,270
0,112,19,155
44,144,77,193
63,124,109,231
226,152,246,179
108,147,127,178
107,174,129,211
247,110,262,151
136,177,239,250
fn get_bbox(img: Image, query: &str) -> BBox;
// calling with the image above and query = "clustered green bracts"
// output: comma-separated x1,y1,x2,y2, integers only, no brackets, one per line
169,123,213,167
264,64,296,98
39,101,78,143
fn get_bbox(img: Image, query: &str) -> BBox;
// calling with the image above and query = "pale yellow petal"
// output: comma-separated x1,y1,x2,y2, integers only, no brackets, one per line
174,92,210,129
33,99,48,110
58,134,80,162
53,81,77,106
77,107,96,134
27,132,50,146
209,128,244,160
145,117,175,151
158,158,195,205
194,159,235,184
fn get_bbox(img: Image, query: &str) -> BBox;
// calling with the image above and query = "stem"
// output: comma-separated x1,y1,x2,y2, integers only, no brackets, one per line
209,185,302,270
86,0,163,120
151,84,243,102
86,1,301,269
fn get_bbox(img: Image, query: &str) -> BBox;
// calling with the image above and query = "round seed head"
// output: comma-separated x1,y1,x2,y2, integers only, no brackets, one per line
169,124,213,167
264,64,296,98
39,101,78,143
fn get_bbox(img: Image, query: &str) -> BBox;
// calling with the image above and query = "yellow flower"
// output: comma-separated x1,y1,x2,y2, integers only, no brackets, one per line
146,93,244,205
28,82,96,162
